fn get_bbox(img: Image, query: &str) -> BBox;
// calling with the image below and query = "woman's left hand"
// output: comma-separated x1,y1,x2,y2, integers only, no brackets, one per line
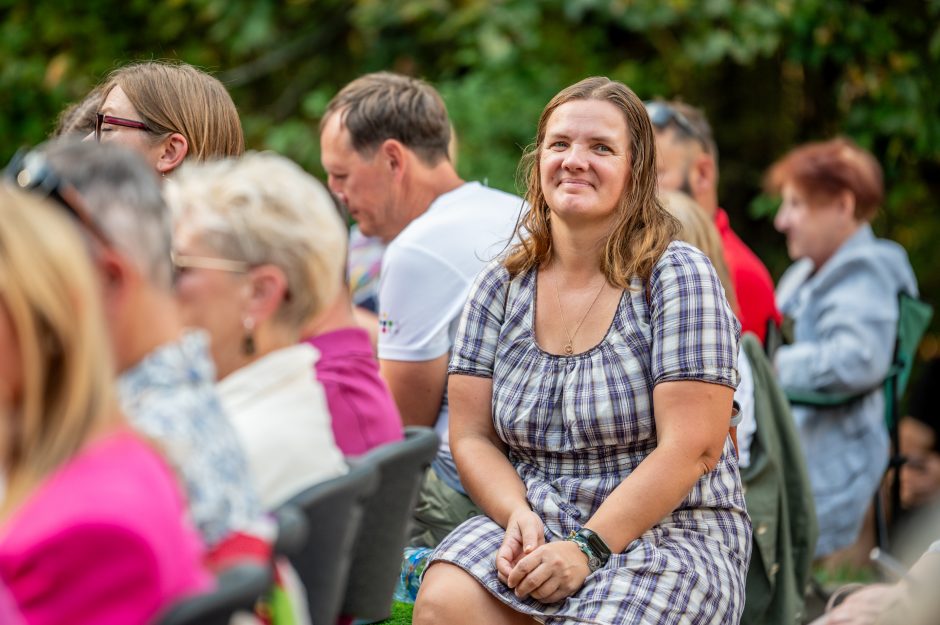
505,540,591,604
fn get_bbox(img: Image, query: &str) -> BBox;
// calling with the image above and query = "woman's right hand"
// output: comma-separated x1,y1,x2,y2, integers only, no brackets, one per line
496,508,545,585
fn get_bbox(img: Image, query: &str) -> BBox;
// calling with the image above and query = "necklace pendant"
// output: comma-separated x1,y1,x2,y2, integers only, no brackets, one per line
564,343,574,356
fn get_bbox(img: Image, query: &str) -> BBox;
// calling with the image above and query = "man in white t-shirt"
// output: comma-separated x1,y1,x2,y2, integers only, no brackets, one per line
320,72,522,546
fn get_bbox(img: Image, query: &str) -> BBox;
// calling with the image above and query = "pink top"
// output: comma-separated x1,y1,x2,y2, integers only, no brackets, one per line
306,327,403,456
0,427,211,625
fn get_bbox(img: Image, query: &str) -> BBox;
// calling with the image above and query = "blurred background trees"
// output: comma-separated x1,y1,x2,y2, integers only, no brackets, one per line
3,0,939,349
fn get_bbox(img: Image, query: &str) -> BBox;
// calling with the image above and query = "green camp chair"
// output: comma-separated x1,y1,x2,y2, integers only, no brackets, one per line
784,291,933,549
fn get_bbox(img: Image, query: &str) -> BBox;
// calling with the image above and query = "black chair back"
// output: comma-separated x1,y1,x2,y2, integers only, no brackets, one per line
282,460,379,625
273,503,309,558
341,426,439,622
154,563,273,625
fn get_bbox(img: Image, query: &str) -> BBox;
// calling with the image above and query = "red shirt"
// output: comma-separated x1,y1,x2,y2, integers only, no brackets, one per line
715,208,781,343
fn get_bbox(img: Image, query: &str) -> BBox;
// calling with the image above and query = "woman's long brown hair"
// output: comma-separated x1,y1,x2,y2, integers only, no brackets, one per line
504,76,678,289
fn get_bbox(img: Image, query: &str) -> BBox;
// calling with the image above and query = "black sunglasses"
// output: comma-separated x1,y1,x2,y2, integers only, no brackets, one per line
3,148,113,249
645,101,709,152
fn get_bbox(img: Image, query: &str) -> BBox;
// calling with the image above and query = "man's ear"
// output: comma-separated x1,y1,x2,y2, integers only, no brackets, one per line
242,265,289,325
95,248,133,321
381,139,407,179
690,152,716,196
155,133,189,175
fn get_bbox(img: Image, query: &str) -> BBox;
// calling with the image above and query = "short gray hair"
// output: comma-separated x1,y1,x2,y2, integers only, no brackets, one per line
166,152,346,330
42,140,174,290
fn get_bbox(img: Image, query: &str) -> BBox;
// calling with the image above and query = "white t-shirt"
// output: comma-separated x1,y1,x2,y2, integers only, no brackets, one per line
734,344,756,468
378,181,523,492
217,343,347,509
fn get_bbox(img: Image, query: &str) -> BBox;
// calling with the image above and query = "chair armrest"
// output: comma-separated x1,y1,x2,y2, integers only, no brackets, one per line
784,388,866,407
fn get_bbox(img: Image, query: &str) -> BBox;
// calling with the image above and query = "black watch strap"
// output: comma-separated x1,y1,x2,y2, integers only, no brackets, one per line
576,528,612,565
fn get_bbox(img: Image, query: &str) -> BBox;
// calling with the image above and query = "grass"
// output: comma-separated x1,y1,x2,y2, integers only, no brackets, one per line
374,601,414,625
812,562,877,588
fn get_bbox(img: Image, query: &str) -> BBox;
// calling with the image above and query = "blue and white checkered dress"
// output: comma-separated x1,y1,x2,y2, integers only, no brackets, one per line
432,242,751,624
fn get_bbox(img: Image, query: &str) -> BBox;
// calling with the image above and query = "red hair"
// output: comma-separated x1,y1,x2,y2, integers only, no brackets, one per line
765,137,883,221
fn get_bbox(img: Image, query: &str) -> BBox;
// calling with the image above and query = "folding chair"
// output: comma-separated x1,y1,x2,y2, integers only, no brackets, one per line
280,461,380,625
154,562,273,625
341,426,439,623
785,291,933,549
273,503,309,558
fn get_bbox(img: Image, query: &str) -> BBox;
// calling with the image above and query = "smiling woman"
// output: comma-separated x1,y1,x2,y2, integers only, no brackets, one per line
413,77,749,625
539,99,630,226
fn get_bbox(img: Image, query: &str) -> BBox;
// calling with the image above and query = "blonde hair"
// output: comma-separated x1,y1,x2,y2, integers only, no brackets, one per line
0,186,115,518
167,152,346,330
659,190,739,315
505,76,679,288
103,61,244,161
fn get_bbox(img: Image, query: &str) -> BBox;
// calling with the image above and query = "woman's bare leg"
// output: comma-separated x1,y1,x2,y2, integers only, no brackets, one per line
414,562,539,625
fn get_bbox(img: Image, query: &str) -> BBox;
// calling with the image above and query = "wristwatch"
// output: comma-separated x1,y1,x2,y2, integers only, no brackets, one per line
566,528,612,572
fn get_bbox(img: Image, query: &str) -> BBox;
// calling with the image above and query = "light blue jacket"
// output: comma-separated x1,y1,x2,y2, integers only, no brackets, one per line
775,224,917,557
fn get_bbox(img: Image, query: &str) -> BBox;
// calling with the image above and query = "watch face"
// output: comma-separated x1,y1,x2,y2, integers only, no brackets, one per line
585,532,611,558
588,555,601,571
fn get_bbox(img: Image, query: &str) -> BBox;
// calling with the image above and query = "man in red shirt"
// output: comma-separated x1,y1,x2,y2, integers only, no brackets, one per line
648,100,780,344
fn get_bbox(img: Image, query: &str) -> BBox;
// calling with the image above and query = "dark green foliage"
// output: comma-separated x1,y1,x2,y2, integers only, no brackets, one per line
3,0,939,341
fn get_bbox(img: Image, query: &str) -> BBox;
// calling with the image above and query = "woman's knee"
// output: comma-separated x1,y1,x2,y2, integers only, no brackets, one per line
413,562,480,625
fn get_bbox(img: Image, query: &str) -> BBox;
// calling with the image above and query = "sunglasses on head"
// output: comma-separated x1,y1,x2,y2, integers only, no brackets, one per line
3,148,114,249
644,101,709,151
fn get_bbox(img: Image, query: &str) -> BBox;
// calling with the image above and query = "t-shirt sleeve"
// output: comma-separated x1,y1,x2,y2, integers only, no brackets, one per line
378,243,469,362
3,523,167,625
448,261,511,378
650,243,740,388
0,581,24,625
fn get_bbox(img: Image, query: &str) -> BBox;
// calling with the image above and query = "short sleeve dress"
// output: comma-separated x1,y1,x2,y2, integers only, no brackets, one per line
431,242,751,625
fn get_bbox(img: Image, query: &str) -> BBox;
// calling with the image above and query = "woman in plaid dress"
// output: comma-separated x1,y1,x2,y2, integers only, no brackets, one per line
413,77,750,625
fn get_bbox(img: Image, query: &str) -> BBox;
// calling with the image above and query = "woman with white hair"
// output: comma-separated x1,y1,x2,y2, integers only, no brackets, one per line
167,152,347,509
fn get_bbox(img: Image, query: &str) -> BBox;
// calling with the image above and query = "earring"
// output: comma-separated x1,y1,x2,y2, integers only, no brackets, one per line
242,317,256,356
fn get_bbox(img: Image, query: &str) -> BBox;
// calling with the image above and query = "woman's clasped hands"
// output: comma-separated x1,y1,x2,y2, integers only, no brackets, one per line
496,507,591,604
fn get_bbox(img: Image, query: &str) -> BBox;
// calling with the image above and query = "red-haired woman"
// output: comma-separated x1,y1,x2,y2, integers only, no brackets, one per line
768,137,918,560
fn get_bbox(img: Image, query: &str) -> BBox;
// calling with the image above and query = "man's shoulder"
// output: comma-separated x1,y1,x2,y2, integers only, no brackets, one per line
719,218,774,287
386,182,521,271
407,182,520,233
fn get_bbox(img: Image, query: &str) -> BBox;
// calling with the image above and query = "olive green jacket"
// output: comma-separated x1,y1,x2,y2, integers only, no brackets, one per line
740,333,819,625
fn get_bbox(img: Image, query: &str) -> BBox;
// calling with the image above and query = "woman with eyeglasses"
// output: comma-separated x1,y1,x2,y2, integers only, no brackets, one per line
90,61,243,175
166,152,347,510
0,185,210,625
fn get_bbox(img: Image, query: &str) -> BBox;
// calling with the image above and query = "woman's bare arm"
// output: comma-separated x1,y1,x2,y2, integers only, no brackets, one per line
583,379,734,552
